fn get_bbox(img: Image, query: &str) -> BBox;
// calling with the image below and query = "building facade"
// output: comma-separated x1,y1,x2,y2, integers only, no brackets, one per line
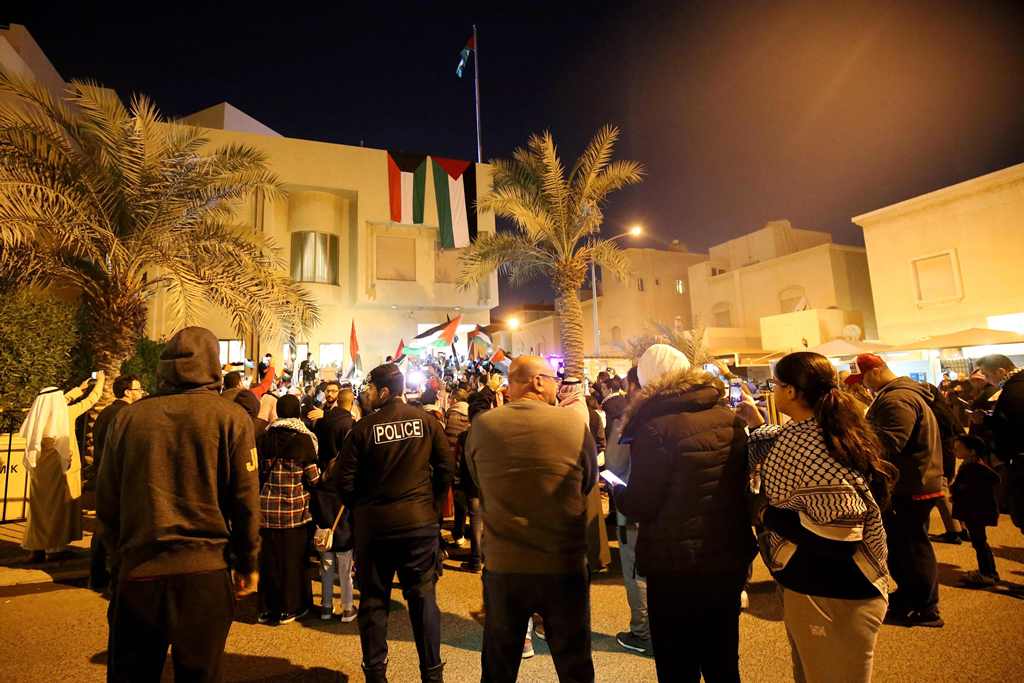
852,162,1024,343
153,103,499,370
688,220,877,352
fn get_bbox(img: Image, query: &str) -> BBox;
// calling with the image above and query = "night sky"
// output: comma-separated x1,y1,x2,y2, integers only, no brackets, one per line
5,1,1024,309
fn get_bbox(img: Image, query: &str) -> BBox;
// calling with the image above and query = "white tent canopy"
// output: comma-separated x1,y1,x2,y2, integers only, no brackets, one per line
806,338,892,358
887,327,1024,352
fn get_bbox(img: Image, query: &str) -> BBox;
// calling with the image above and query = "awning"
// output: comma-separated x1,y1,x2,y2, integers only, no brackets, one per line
886,327,1024,352
806,338,892,358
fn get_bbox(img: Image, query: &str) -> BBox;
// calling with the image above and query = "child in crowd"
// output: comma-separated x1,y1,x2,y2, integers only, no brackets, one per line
950,435,1001,587
311,480,356,622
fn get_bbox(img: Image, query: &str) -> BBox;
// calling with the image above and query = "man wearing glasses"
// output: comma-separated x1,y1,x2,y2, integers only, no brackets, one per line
88,374,144,591
465,355,598,683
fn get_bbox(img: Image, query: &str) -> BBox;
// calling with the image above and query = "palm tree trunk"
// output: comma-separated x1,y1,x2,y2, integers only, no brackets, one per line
554,287,586,379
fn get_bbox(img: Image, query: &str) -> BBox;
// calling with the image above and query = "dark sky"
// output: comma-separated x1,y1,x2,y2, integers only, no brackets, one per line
6,1,1024,308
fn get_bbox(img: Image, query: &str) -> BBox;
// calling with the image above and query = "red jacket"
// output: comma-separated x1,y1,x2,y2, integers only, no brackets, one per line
252,365,275,398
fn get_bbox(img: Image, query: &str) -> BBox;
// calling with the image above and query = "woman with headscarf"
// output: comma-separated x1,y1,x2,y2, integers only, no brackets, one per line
19,372,105,562
256,394,321,625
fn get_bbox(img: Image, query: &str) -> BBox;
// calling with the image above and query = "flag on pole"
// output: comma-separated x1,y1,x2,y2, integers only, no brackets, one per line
387,152,428,224
456,35,475,78
349,320,361,371
393,339,406,364
432,157,477,248
489,348,507,364
408,315,464,351
467,326,492,360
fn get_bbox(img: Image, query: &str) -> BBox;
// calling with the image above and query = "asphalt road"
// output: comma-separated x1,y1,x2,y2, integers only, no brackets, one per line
1,512,1022,682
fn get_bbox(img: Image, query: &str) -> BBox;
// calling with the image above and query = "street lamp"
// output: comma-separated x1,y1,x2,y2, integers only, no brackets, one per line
507,316,520,330
591,225,642,357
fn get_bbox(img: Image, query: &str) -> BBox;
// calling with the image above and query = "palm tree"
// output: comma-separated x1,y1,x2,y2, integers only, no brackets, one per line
0,72,319,401
457,126,644,377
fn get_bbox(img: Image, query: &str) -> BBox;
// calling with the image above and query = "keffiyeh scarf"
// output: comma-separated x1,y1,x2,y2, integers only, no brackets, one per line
748,418,893,596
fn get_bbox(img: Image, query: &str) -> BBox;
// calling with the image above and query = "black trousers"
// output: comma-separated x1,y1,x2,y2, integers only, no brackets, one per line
107,569,235,683
258,525,313,616
355,526,442,677
90,532,110,589
452,490,469,540
646,574,742,683
883,497,939,614
965,521,998,577
482,569,594,683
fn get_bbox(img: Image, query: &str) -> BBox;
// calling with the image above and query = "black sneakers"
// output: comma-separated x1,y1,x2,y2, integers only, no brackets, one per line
615,631,652,654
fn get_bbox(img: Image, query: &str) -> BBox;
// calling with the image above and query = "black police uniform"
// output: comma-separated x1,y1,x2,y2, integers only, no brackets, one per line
330,397,454,683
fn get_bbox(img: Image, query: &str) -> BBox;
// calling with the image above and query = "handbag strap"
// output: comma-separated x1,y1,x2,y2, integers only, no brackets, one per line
329,503,346,532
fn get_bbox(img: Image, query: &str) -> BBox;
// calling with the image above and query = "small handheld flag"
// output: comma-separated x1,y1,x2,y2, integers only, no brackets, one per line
456,35,475,78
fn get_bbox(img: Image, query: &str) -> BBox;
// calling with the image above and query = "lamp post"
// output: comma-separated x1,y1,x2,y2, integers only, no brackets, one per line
590,225,642,356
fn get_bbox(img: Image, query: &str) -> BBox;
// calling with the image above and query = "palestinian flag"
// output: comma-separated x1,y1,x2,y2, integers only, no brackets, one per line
393,339,406,364
456,35,475,78
467,326,492,360
432,157,477,249
349,320,362,371
489,348,508,364
408,315,464,351
387,152,427,224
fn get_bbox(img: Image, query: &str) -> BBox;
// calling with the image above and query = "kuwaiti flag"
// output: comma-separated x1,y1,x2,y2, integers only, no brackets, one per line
408,315,464,351
388,152,427,224
432,157,477,249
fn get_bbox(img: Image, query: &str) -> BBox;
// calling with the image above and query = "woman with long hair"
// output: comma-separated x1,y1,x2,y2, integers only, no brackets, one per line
749,352,898,683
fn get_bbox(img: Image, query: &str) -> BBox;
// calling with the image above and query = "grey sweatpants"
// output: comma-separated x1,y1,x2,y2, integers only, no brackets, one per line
782,588,887,683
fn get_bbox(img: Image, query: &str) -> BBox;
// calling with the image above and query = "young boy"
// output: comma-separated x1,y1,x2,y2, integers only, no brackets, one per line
950,435,1001,587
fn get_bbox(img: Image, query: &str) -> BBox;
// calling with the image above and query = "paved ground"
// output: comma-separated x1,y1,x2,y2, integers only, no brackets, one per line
1,511,1022,682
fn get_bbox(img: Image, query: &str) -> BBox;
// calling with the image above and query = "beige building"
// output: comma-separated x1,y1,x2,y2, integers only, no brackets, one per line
158,104,498,370
688,220,877,353
3,26,498,372
494,244,707,359
853,162,1024,343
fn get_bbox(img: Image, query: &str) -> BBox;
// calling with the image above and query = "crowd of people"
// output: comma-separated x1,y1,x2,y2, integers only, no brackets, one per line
13,324,1024,682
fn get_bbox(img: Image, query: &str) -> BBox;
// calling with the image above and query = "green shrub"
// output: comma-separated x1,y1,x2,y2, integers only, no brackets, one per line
120,337,165,395
0,290,79,413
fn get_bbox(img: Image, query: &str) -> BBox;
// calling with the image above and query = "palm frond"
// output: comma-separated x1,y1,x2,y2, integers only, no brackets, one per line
455,232,551,290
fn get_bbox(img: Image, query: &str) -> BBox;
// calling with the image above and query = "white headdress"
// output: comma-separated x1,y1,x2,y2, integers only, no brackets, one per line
19,387,71,471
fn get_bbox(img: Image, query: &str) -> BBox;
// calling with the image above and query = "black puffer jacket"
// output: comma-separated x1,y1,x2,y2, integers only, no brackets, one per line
613,368,755,580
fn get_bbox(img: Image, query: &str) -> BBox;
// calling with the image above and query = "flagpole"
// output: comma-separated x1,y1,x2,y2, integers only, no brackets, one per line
473,24,483,163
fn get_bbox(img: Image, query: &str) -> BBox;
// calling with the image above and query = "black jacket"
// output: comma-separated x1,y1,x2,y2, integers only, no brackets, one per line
96,327,260,579
90,398,129,476
602,393,628,444
951,461,1000,526
328,398,454,537
867,377,944,498
987,370,1024,464
614,368,756,579
314,407,354,468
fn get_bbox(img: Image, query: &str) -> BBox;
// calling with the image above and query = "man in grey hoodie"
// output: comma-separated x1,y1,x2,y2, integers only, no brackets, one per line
98,327,261,681
848,353,945,627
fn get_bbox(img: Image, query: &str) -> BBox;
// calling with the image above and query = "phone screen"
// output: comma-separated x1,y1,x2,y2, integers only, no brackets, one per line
600,470,626,487
728,383,742,407
90,371,97,380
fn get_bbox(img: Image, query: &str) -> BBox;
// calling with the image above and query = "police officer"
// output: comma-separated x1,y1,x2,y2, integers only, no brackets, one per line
328,363,453,683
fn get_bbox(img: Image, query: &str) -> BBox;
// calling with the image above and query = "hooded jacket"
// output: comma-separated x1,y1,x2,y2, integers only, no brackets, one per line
988,369,1024,463
613,367,755,579
866,377,944,498
96,327,261,579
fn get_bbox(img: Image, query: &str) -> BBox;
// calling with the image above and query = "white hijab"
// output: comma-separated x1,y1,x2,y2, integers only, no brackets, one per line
19,387,71,471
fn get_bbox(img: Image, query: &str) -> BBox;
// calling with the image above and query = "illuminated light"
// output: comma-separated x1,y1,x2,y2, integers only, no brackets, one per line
629,225,643,236
963,343,1024,358
408,370,426,388
507,317,521,330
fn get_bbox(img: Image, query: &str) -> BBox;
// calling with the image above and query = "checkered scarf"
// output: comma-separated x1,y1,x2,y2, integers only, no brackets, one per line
748,418,893,596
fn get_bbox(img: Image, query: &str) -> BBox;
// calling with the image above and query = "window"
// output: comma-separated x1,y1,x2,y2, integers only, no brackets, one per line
218,339,246,366
611,326,623,344
376,236,417,281
290,231,339,284
319,343,345,367
637,278,645,292
912,251,961,305
778,285,808,313
675,279,685,295
712,302,733,327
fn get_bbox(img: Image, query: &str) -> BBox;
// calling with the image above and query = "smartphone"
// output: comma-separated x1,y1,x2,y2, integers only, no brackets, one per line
91,371,97,380
728,381,742,407
600,470,627,487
